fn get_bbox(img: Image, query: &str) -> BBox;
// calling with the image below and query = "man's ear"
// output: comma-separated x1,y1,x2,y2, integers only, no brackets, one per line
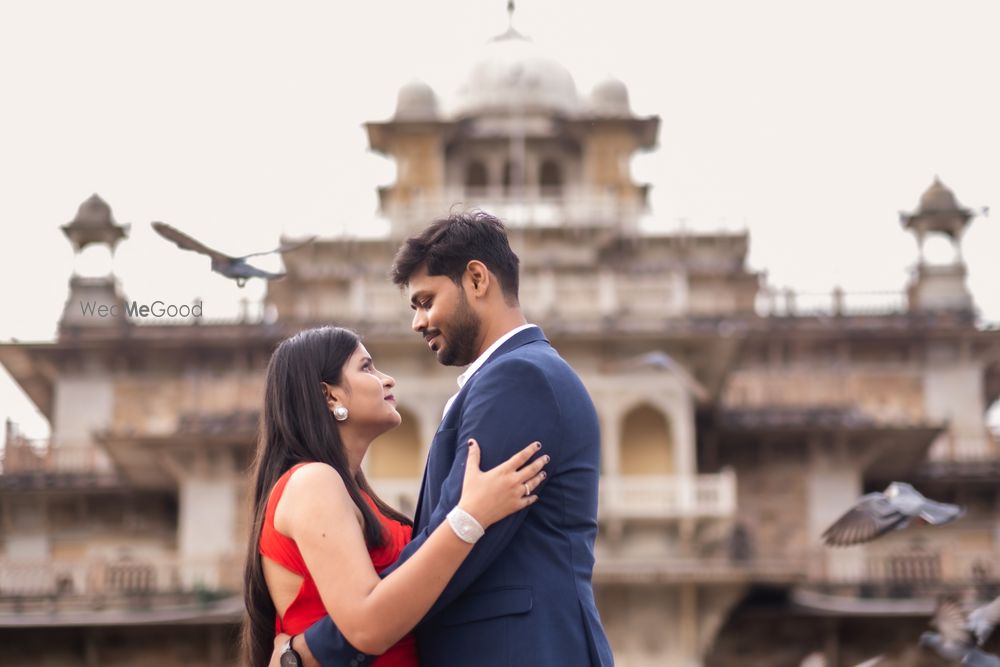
465,260,490,297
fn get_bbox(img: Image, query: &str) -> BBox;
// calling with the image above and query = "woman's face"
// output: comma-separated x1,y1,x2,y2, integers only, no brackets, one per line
330,343,401,434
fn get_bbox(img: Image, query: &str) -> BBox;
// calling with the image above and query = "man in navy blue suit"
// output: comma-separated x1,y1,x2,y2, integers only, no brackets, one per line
274,211,613,666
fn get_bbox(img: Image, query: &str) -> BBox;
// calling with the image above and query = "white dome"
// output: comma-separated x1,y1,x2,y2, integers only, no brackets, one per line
453,29,579,117
589,77,631,117
394,80,439,120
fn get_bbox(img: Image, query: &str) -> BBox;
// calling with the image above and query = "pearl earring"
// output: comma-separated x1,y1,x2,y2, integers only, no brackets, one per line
333,405,349,422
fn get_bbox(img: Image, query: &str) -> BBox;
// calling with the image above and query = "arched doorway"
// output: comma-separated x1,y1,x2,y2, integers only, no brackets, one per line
620,404,673,475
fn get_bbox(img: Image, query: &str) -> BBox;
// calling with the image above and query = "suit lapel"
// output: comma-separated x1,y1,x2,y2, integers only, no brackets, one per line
413,326,549,530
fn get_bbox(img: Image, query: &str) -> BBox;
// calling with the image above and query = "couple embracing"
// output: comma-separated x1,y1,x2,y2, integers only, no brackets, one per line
242,211,613,667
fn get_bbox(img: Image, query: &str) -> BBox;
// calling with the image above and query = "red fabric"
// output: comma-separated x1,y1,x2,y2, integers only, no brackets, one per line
260,463,418,666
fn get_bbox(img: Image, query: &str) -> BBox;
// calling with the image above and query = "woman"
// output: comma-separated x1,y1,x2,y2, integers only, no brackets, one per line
242,326,548,667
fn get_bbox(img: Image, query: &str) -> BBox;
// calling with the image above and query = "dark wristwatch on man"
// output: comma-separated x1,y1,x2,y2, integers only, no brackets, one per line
279,635,302,667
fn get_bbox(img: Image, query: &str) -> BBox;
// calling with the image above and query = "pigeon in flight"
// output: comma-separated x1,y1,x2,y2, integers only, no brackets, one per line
821,482,963,547
967,595,1000,646
965,651,1000,667
152,222,315,287
919,598,1000,665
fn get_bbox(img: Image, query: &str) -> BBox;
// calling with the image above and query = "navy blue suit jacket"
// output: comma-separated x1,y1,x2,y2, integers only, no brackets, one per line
304,327,613,666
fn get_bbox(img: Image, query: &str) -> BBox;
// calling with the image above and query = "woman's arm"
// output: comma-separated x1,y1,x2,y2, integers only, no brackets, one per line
275,439,547,655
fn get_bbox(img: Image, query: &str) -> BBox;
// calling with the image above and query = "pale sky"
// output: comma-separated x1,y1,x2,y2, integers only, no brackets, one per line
1,0,999,443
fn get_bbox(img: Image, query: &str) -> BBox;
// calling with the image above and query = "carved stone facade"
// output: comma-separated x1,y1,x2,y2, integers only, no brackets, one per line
2,24,999,667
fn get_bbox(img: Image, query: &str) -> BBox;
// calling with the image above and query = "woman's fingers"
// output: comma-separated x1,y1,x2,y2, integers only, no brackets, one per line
516,454,550,481
501,440,542,471
463,439,481,482
523,470,547,495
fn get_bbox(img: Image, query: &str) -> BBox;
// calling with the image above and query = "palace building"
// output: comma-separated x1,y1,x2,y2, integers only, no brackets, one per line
2,22,998,667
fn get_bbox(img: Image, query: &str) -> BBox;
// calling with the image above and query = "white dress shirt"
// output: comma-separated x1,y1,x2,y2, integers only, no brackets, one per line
442,323,538,419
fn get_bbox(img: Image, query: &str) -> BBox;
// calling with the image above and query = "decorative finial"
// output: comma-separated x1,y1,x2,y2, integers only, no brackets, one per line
507,0,515,30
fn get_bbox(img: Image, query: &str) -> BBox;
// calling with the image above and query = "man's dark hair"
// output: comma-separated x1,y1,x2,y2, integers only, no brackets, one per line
390,210,520,304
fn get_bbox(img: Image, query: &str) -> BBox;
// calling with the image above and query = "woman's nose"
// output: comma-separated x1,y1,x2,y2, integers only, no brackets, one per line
382,373,396,389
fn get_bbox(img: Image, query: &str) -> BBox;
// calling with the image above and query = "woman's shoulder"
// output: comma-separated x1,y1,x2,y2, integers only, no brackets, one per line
284,462,349,499
274,462,358,534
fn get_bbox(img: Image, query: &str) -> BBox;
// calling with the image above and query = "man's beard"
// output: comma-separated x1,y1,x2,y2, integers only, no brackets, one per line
438,290,481,367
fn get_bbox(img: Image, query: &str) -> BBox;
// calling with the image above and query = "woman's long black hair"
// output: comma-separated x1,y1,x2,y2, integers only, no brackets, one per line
241,326,413,667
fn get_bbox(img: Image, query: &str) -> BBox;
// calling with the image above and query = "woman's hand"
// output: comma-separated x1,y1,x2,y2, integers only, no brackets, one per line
458,438,549,529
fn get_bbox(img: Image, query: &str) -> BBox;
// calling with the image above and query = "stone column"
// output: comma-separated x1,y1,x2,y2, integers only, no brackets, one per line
600,395,621,477
172,449,241,589
350,274,368,319
598,269,618,317
679,583,702,667
807,436,862,578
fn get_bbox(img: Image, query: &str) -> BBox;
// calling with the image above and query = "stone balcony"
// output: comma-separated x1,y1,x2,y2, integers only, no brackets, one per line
593,554,806,585
369,472,738,523
0,439,120,490
807,545,1000,591
600,471,737,521
757,287,909,318
0,554,243,618
384,188,646,231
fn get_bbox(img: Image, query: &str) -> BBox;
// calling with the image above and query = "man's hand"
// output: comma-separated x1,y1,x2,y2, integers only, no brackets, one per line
268,633,291,667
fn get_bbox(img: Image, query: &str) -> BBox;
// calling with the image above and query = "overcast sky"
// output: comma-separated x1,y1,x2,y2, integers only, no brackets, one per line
1,0,998,442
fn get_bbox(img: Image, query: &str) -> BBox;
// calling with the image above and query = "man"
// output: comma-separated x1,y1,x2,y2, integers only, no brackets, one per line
273,211,613,666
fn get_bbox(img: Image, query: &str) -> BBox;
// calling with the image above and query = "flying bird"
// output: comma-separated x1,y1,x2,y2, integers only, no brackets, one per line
151,222,315,287
919,598,1000,665
965,650,1000,667
821,482,964,547
967,595,1000,646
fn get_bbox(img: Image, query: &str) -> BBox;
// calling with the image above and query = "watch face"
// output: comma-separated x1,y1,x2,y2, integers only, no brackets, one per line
280,650,301,667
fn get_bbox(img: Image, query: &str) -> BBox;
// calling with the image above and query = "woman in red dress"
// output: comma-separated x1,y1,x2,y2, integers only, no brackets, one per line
242,327,547,667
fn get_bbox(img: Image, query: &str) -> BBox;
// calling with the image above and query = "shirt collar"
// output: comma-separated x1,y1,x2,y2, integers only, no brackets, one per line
456,324,537,390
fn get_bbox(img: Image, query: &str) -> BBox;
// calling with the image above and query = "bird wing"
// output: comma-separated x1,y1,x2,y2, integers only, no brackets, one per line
934,598,974,646
918,499,965,526
152,222,232,262
821,493,907,546
963,648,1000,667
236,235,317,260
969,595,1000,645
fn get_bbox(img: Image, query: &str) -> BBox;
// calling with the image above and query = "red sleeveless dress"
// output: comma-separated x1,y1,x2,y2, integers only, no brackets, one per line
259,463,418,666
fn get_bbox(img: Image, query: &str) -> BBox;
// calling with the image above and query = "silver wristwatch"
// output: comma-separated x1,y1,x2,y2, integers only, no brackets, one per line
279,635,302,667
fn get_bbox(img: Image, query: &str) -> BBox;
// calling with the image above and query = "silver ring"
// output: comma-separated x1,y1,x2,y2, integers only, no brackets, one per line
524,482,530,497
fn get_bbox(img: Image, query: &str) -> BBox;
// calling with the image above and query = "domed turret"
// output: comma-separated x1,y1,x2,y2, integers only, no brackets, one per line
452,28,579,118
394,80,439,121
589,76,631,117
901,176,973,240
917,176,962,215
60,193,128,251
901,177,980,314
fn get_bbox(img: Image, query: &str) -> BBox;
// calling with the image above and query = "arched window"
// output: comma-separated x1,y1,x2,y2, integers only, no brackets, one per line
464,161,488,191
620,404,673,475
539,160,563,195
